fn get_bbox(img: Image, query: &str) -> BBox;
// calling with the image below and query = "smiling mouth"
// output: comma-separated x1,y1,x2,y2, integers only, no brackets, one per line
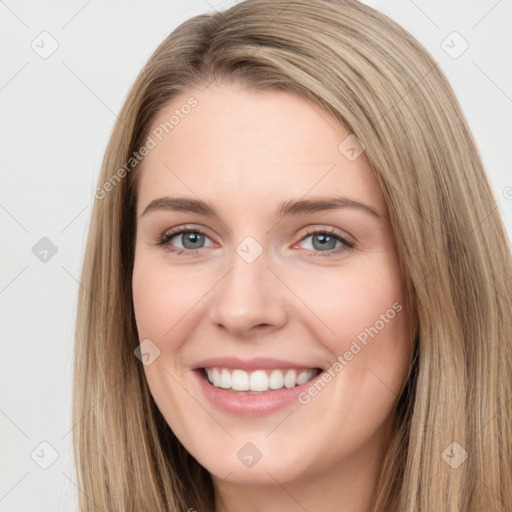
200,367,322,393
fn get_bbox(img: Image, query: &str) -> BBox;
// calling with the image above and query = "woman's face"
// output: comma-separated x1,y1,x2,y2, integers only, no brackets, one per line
132,82,412,490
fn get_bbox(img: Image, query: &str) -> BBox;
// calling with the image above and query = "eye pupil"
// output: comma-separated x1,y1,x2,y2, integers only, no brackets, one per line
183,232,204,249
313,233,337,251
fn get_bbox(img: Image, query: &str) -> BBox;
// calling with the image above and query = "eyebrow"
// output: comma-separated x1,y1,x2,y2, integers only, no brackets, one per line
140,195,385,223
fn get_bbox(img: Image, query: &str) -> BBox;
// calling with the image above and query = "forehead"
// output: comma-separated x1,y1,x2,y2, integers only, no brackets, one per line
136,83,386,216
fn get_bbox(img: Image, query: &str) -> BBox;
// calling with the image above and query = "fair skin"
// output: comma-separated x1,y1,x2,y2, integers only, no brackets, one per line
132,82,412,512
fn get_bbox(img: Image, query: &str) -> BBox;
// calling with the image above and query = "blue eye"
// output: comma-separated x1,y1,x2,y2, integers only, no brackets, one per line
295,228,355,258
157,228,213,253
155,226,355,258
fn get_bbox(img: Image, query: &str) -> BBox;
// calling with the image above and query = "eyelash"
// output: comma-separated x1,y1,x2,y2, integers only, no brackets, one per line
154,225,356,258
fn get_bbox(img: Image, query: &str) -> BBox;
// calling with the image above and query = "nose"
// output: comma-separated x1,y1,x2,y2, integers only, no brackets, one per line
207,243,288,339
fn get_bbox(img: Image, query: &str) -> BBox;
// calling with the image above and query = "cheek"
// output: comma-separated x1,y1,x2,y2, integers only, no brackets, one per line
131,255,201,432
288,257,411,397
132,255,200,341
290,261,407,345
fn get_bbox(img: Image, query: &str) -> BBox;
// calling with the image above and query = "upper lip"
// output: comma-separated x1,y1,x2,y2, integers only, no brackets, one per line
192,357,323,372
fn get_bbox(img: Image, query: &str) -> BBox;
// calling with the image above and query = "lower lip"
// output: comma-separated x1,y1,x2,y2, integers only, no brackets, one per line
193,369,324,417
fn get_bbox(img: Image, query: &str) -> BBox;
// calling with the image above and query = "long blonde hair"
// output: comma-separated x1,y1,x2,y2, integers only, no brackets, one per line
73,0,512,510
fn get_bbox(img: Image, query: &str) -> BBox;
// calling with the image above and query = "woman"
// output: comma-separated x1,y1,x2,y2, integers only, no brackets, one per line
74,0,512,510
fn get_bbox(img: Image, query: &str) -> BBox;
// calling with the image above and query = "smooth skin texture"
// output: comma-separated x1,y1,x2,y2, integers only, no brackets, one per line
132,82,412,512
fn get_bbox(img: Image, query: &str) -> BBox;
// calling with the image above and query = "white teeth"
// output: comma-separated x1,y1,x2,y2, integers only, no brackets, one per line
296,370,311,386
220,369,231,389
205,367,318,391
250,370,269,391
269,369,284,389
284,369,297,389
231,369,249,391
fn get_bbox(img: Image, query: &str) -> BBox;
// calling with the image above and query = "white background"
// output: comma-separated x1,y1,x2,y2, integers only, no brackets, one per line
0,1,510,510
